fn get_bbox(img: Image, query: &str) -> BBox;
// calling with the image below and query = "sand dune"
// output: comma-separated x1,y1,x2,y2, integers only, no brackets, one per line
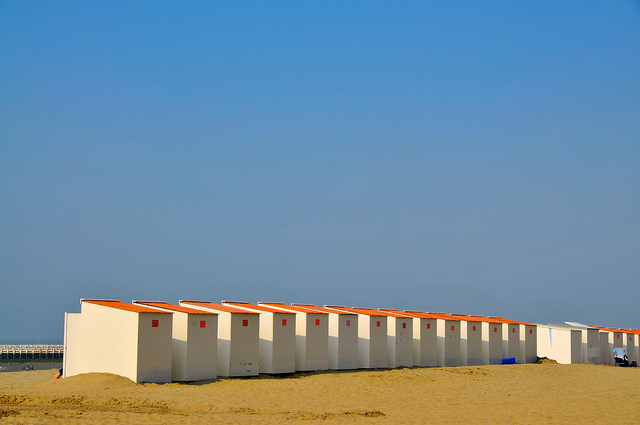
1,364,639,424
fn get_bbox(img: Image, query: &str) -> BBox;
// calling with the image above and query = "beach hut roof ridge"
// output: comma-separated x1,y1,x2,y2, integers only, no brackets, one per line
427,312,460,320
134,301,217,315
82,299,171,314
449,313,485,322
487,316,535,326
259,302,328,314
292,304,356,315
335,306,386,316
180,301,259,314
377,308,412,318
399,310,442,319
224,301,295,314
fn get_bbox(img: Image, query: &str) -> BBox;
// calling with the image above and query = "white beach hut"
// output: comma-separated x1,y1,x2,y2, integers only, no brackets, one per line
467,315,506,365
63,299,172,383
584,327,601,364
381,309,439,367
376,309,413,368
565,322,600,364
597,328,614,366
428,313,463,367
259,303,329,372
521,322,538,364
63,312,82,379
490,317,525,363
222,301,296,374
292,304,358,370
450,314,486,366
612,329,625,349
621,330,639,364
537,324,583,364
325,306,388,369
180,301,259,377
595,327,626,364
133,301,218,382
620,329,638,363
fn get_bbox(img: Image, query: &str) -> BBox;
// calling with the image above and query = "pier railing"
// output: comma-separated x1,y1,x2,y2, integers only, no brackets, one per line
0,345,64,360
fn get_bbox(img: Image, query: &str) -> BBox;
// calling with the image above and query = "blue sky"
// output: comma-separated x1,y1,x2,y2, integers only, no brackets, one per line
1,1,639,343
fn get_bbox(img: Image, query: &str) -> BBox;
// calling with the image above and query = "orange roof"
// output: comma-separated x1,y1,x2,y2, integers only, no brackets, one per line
325,306,387,317
449,314,488,323
591,326,623,333
259,302,327,315
397,310,442,320
379,309,439,320
292,304,357,315
373,308,413,318
223,301,294,314
82,299,171,314
486,316,535,326
134,301,216,315
463,315,504,324
180,301,258,314
427,312,462,321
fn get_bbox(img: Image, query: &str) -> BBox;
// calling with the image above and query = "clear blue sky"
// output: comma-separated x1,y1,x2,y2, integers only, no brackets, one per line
1,1,639,343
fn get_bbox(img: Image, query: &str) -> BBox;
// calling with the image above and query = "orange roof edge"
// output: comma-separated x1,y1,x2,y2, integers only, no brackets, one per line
134,301,217,315
259,302,328,314
180,301,259,314
343,307,387,317
81,298,120,303
82,299,171,314
224,301,295,314
292,304,357,315
376,308,412,318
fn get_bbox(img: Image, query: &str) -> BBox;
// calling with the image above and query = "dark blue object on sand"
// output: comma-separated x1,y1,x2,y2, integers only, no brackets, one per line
501,357,516,364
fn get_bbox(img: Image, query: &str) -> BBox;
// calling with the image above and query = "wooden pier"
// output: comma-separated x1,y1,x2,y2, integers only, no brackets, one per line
0,345,64,360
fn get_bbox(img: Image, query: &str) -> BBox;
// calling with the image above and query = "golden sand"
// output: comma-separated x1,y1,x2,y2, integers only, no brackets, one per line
1,364,639,424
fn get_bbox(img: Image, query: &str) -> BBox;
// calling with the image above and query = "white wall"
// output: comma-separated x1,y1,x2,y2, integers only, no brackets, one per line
599,331,613,365
505,324,522,363
465,322,483,366
267,312,296,374
523,325,538,364
387,316,413,368
570,330,582,364
136,312,173,383
613,331,624,349
358,315,387,368
223,303,296,374
583,329,599,364
80,302,139,381
171,312,189,380
443,320,462,367
183,314,218,381
62,313,82,378
412,318,438,367
134,303,219,382
78,302,172,383
537,325,582,364
228,313,259,376
302,313,329,371
626,334,639,364
328,314,358,370
181,303,259,377
488,323,504,365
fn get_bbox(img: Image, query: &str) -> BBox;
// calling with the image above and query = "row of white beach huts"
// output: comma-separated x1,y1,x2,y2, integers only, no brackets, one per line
63,299,639,383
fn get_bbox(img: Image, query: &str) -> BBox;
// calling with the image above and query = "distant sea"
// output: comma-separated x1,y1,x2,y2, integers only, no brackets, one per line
0,363,62,373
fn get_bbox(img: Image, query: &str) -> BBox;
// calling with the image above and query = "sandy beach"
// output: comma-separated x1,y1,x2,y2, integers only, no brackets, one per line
1,363,639,424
